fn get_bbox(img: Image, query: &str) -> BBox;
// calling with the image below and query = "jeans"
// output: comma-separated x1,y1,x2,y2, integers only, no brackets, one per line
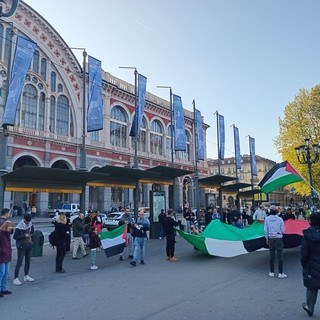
159,224,165,238
72,237,86,257
268,238,284,273
120,233,133,257
14,246,32,278
133,237,147,262
90,249,97,266
0,262,10,291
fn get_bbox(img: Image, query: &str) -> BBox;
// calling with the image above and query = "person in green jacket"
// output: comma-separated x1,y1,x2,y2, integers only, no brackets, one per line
71,213,88,259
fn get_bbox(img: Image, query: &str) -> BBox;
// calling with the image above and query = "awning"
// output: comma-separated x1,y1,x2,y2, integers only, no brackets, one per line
221,182,253,193
145,165,194,178
199,174,236,188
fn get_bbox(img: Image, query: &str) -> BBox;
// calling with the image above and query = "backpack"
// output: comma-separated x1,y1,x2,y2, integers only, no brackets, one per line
48,230,57,247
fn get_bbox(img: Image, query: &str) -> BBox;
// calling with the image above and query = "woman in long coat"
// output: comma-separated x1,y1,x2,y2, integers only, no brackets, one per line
301,212,320,317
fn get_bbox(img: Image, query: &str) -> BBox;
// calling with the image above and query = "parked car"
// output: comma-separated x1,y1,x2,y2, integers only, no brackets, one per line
104,211,134,230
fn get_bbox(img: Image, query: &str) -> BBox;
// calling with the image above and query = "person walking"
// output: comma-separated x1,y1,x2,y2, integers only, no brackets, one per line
158,209,166,239
164,209,180,261
13,213,35,285
119,207,134,261
130,209,150,267
88,226,102,270
0,221,14,297
264,206,287,278
71,212,88,259
52,212,68,273
301,212,320,317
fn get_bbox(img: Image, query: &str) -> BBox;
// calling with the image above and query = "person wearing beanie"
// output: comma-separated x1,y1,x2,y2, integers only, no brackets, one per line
13,213,35,285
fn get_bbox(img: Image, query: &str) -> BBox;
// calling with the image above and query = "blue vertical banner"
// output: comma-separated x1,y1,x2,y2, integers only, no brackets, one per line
195,109,205,161
130,73,147,137
218,114,225,160
87,55,103,132
173,94,186,151
233,126,241,169
2,35,37,126
249,136,257,176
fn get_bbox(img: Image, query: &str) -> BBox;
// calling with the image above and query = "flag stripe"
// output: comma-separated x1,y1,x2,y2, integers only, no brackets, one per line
100,225,127,258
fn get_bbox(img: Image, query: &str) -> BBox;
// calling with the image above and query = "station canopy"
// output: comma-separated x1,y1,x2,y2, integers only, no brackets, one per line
3,165,194,193
199,174,236,188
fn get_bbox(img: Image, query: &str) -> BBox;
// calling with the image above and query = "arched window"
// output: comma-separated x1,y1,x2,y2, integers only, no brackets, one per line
90,131,99,142
40,58,47,80
132,116,147,152
50,71,56,92
177,131,191,161
0,79,6,117
166,125,173,159
57,84,63,92
110,106,127,147
150,119,163,155
56,95,69,136
32,50,39,73
21,84,37,129
38,92,45,131
49,96,55,133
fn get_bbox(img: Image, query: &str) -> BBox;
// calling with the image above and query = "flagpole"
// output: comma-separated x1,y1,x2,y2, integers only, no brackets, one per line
193,100,200,222
231,124,239,182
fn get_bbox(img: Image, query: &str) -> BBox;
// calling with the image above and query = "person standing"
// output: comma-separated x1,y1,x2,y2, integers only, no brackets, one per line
264,206,287,278
301,212,320,317
230,205,243,228
130,209,150,267
0,208,10,227
88,226,102,270
158,209,166,239
164,209,180,261
71,212,88,259
53,212,68,273
13,213,34,285
0,221,14,297
119,207,134,261
204,207,213,228
253,205,267,221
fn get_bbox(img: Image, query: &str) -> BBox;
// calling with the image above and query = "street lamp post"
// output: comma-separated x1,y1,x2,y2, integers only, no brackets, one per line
295,138,319,210
119,66,139,218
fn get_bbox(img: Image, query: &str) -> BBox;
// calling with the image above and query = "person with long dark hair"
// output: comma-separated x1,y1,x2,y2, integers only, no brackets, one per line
53,212,68,273
301,212,320,317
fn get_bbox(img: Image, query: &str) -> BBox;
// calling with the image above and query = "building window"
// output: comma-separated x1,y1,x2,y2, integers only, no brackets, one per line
150,119,163,155
110,105,127,147
40,58,47,80
90,131,99,142
56,95,69,136
4,28,11,66
32,50,39,73
21,84,37,129
49,95,55,133
57,84,63,93
176,130,191,161
38,92,45,131
0,24,4,60
165,125,173,159
50,71,56,92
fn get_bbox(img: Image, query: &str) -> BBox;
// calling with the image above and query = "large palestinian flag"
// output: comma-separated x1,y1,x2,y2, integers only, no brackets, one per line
100,224,127,258
258,161,303,194
177,219,309,258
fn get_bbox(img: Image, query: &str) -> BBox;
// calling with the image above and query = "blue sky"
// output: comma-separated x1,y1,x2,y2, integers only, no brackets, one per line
24,0,320,162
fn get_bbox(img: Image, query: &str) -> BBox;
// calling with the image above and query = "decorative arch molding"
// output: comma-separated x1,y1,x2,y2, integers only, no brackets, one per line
12,152,43,169
49,158,75,170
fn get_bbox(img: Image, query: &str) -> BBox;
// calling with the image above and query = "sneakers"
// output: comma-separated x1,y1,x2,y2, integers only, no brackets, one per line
302,302,313,317
119,256,124,261
56,269,65,273
24,275,34,282
141,260,145,265
129,261,136,267
0,292,3,298
268,272,275,277
83,253,89,258
278,273,287,278
72,257,80,260
166,256,170,260
128,255,133,259
13,278,22,286
90,265,98,270
170,256,178,262
1,290,12,295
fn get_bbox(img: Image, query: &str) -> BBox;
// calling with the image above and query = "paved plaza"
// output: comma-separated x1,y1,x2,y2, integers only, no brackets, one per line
0,221,312,320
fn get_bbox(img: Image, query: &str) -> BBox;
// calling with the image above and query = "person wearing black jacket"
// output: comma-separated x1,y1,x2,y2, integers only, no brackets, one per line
164,209,180,262
301,212,320,317
53,213,68,273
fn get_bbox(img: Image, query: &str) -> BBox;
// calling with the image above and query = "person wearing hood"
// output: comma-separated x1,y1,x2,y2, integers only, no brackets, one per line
13,213,35,286
264,206,287,279
301,212,320,317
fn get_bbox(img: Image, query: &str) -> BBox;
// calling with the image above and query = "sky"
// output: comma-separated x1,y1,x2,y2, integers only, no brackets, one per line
23,0,320,162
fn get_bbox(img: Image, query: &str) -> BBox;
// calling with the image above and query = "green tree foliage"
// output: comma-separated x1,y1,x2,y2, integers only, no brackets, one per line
275,85,320,197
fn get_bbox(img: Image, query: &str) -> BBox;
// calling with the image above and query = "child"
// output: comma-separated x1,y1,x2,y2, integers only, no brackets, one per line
89,226,101,270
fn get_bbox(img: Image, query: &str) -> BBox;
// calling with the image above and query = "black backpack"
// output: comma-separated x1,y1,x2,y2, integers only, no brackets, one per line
48,230,57,247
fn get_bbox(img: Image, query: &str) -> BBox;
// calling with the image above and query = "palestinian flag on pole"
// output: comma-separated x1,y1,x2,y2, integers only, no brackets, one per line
258,161,303,194
100,224,127,258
